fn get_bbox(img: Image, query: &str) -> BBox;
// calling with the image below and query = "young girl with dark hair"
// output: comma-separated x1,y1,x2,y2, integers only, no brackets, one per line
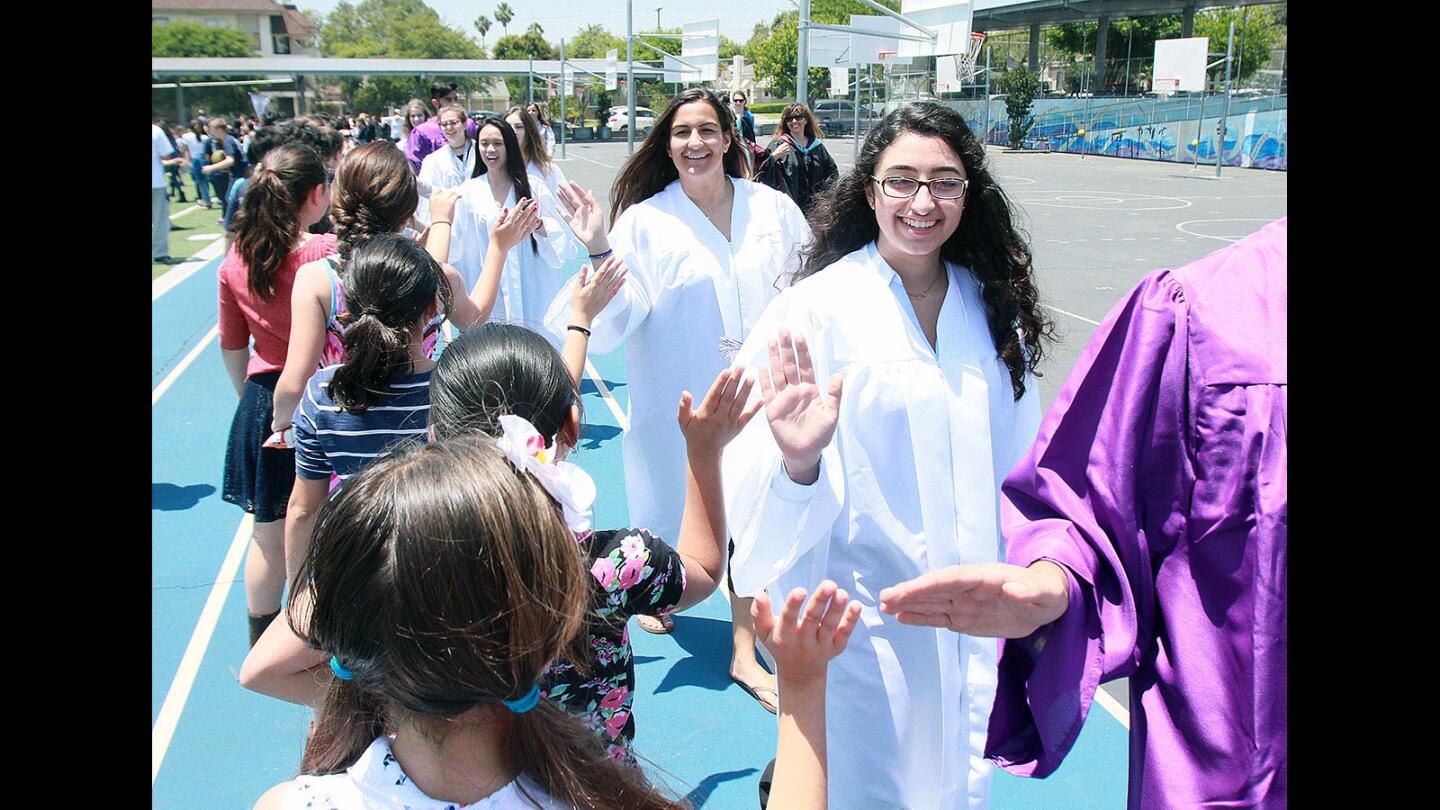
721,100,1054,808
451,118,585,344
542,86,808,710
217,143,338,647
269,140,533,457
505,105,568,197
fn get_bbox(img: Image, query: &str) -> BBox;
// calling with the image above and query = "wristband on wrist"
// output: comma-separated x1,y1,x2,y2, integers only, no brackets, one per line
588,248,613,261
430,220,451,227
567,324,592,338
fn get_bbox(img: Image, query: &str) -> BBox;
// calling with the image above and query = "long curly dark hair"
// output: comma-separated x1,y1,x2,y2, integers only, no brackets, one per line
608,87,749,226
329,141,417,264
799,101,1053,400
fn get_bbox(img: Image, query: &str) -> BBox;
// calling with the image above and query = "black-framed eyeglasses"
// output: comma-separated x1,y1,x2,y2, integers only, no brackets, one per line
732,97,746,103
785,115,806,122
871,175,969,200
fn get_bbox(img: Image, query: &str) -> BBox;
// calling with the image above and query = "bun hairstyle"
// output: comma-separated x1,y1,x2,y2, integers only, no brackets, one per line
326,234,451,413
799,101,1054,401
428,323,577,448
330,140,418,263
609,87,749,226
291,437,684,809
232,143,327,300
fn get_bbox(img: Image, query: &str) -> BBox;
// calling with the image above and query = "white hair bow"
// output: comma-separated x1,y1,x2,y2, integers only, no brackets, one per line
495,414,595,534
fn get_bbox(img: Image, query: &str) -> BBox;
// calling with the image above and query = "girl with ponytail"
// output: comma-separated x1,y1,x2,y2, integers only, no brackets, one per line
278,234,449,581
218,143,337,648
251,436,689,810
269,140,541,487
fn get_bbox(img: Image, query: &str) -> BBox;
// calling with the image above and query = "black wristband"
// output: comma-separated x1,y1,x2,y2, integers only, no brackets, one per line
588,248,614,261
567,324,592,338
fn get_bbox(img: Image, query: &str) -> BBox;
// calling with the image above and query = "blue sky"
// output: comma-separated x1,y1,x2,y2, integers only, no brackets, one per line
295,0,799,47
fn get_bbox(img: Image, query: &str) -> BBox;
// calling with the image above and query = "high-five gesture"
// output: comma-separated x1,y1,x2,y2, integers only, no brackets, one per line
570,254,627,327
878,561,1071,638
758,329,843,485
677,366,762,458
752,581,862,682
491,197,541,251
555,180,610,256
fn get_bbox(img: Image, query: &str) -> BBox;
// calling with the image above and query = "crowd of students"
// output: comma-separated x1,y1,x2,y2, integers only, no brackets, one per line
167,83,1285,810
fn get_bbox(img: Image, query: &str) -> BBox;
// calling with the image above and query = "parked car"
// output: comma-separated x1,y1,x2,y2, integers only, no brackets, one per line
468,109,501,122
606,106,656,134
810,99,878,136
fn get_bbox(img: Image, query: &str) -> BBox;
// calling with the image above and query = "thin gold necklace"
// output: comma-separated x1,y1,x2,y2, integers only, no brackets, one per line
906,268,945,299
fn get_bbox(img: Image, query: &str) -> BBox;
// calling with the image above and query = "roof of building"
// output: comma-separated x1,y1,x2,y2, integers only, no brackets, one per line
152,1,315,37
151,56,667,79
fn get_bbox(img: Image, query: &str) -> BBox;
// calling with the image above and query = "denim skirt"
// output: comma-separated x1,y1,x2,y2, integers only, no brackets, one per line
221,371,295,523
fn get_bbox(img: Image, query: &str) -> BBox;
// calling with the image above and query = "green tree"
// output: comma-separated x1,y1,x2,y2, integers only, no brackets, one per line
1043,6,1282,91
568,23,625,59
152,21,261,120
997,68,1041,148
527,22,543,36
747,0,898,100
493,32,558,108
474,15,491,46
317,0,488,113
494,3,514,37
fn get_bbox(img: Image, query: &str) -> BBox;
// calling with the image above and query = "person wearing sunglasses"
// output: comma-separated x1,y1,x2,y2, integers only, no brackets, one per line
753,103,839,213
730,92,756,143
721,101,1052,808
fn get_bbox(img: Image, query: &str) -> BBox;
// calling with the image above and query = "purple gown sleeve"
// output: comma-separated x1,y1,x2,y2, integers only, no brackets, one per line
985,268,1191,777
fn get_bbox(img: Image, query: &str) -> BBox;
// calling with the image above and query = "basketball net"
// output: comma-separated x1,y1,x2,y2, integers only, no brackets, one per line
952,32,987,83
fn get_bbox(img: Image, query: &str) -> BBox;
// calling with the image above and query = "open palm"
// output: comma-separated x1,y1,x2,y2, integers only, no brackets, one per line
555,181,606,250
758,329,842,477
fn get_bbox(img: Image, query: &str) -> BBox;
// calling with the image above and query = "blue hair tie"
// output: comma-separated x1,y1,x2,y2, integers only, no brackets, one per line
330,656,355,681
501,684,541,713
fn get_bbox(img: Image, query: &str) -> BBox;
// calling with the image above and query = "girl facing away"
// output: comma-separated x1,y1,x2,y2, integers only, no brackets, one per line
250,434,860,810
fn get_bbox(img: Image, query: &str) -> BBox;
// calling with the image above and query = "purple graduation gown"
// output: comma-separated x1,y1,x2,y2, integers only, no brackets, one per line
987,218,1287,808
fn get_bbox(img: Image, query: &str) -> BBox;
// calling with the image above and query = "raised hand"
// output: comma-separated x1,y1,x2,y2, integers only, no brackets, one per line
757,329,842,485
752,580,863,682
555,180,609,254
491,197,540,251
877,562,1070,638
429,186,461,224
676,366,762,457
570,254,627,326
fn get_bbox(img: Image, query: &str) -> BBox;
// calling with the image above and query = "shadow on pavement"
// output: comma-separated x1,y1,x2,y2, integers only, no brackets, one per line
153,482,217,511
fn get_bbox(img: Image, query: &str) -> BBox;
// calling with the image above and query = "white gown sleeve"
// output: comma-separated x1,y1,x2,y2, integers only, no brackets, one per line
721,294,845,596
542,210,655,354
453,194,492,291
529,174,579,269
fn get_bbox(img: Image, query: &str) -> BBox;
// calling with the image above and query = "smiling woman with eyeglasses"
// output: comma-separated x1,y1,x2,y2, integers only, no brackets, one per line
720,101,1053,809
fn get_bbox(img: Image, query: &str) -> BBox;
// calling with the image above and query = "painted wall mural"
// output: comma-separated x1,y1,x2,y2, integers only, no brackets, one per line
949,95,1287,170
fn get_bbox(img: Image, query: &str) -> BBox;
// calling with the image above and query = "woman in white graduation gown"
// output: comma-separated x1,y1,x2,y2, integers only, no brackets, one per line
543,88,809,702
506,105,568,198
413,104,475,229
721,102,1054,809
451,116,578,342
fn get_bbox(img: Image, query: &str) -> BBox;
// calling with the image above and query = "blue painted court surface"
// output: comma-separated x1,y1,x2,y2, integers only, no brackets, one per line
153,252,1131,808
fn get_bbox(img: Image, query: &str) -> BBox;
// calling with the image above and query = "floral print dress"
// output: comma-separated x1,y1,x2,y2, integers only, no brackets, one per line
539,527,685,763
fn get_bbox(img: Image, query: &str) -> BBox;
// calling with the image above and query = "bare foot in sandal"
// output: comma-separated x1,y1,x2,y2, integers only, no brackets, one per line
729,662,779,714
636,613,674,634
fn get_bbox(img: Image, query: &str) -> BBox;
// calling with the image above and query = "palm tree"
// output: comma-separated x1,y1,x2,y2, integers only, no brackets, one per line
474,15,491,46
494,3,514,37
526,22,543,36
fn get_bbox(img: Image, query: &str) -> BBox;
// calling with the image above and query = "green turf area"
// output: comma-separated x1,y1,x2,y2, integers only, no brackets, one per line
154,172,228,280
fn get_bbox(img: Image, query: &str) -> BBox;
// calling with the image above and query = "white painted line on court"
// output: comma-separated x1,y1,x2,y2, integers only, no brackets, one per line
1094,685,1130,729
153,236,227,301
152,323,219,406
584,358,629,431
153,514,253,784
169,204,201,222
570,153,620,170
187,233,223,241
1045,304,1101,327
1175,218,1271,243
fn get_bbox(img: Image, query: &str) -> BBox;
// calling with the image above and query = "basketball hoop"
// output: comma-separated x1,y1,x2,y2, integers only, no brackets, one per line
877,50,898,68
951,32,987,83
1154,77,1179,96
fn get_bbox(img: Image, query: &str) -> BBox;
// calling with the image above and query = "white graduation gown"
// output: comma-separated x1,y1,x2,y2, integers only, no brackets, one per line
543,177,811,544
413,142,476,227
721,242,1042,810
528,160,568,198
452,174,578,344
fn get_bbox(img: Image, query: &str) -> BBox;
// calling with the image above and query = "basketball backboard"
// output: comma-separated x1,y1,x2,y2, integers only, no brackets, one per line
681,19,720,82
1153,37,1209,92
896,0,974,59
